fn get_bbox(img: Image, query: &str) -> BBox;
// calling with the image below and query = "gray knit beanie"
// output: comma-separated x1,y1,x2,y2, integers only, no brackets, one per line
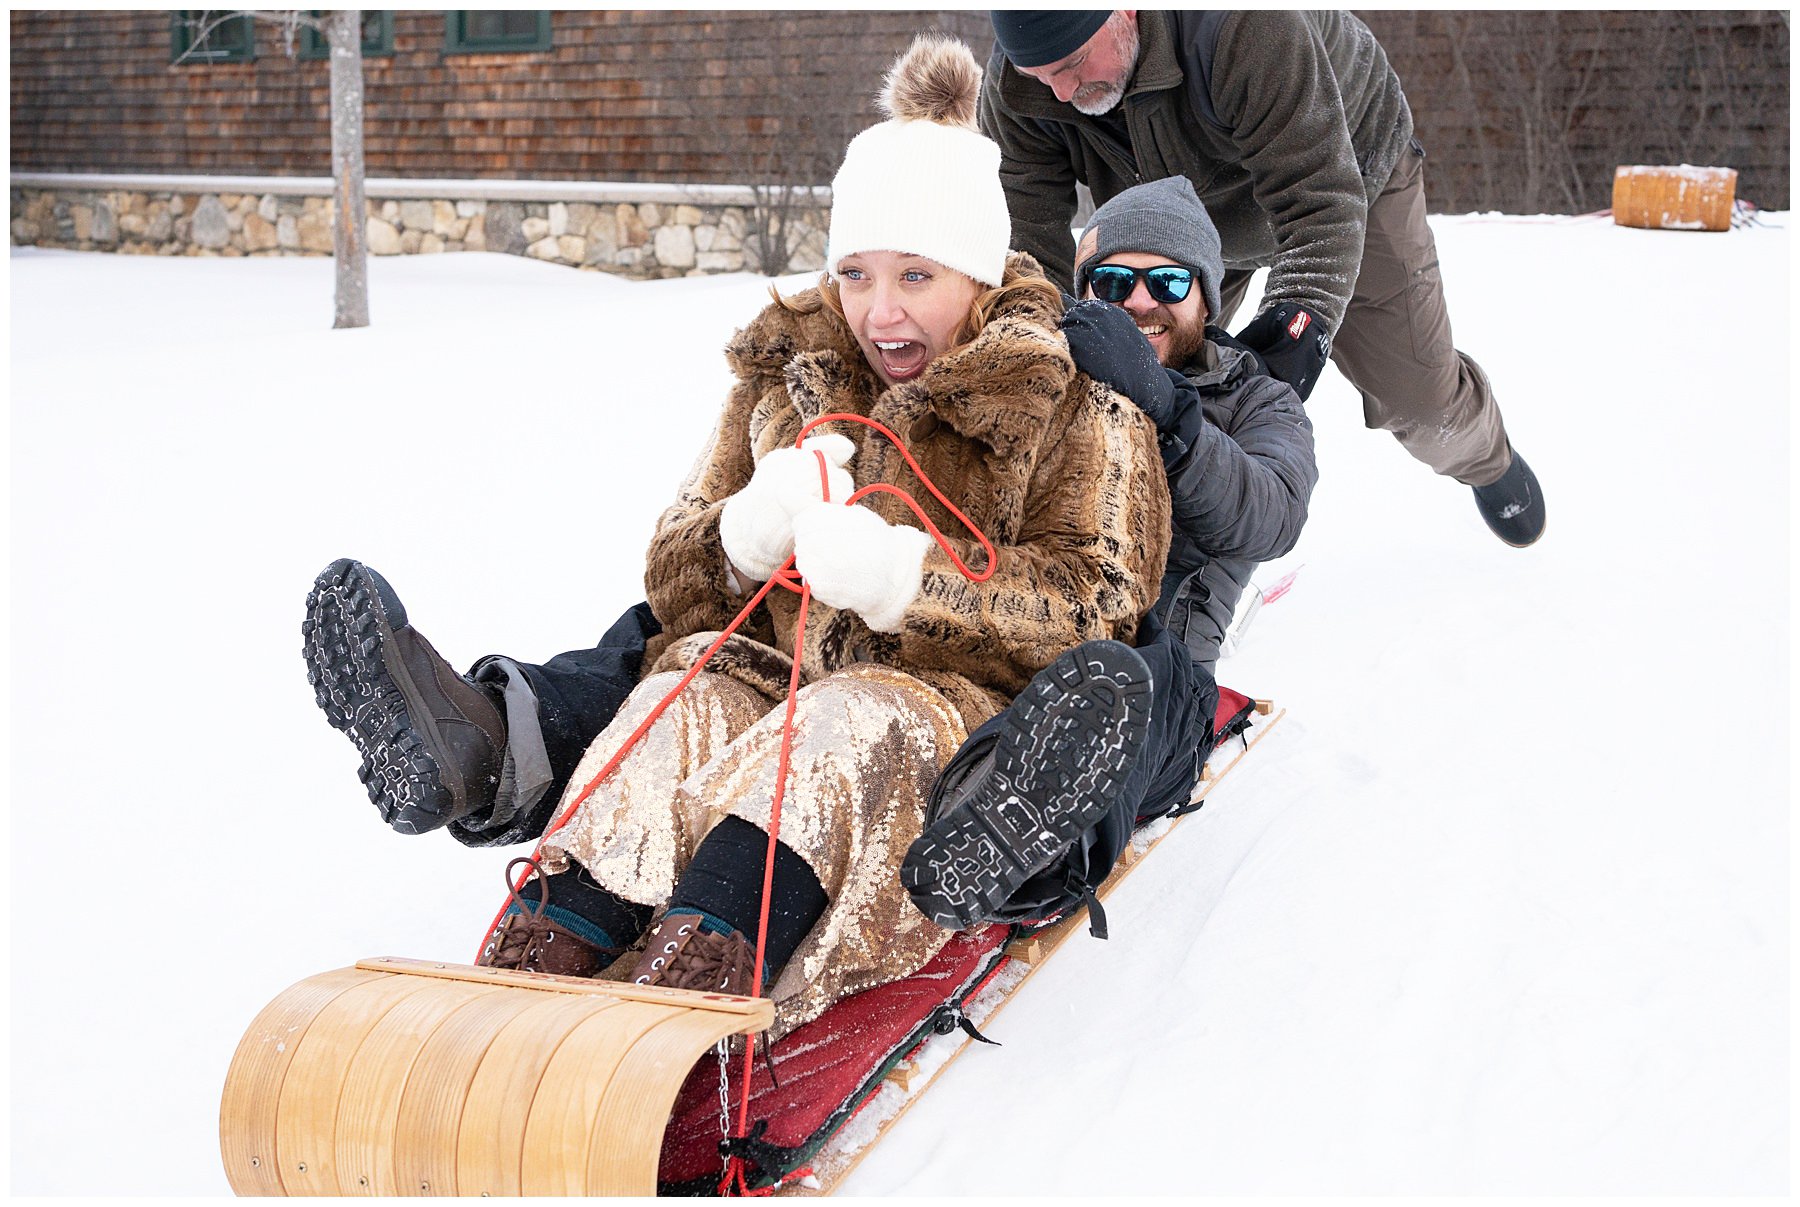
1074,176,1223,319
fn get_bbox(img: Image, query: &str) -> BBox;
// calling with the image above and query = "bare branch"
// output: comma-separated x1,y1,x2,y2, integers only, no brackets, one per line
170,11,242,68
169,9,323,67
727,11,875,275
241,9,321,31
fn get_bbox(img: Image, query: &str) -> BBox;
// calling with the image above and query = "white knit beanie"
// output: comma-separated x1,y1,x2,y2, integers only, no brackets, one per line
826,36,1011,288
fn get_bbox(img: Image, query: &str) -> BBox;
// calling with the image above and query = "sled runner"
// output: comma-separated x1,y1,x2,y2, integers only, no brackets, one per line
219,690,1280,1197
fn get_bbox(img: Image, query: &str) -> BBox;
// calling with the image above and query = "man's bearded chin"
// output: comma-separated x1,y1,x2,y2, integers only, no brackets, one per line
1072,81,1125,115
1153,311,1209,369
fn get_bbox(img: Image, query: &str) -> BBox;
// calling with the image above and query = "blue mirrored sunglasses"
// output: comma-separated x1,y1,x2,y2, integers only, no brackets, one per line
1085,263,1196,305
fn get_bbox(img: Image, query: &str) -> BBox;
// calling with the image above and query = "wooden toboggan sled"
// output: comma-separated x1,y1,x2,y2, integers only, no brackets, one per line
220,694,1282,1196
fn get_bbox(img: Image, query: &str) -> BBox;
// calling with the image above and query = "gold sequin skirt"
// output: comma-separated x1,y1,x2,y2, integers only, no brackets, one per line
539,636,968,1037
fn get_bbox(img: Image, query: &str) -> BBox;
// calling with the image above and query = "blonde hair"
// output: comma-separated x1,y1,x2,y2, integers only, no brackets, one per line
771,259,1063,351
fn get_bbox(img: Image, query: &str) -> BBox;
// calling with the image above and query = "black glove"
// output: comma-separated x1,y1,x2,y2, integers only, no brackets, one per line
1204,323,1271,378
1060,298,1180,430
1234,302,1331,400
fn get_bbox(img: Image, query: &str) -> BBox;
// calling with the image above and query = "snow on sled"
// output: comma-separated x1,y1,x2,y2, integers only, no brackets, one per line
218,689,1280,1197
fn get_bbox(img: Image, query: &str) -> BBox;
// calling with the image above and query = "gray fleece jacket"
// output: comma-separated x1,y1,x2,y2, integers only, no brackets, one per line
980,10,1414,333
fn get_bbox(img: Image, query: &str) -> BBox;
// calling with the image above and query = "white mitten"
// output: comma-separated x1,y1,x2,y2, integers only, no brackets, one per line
719,434,856,582
791,502,933,633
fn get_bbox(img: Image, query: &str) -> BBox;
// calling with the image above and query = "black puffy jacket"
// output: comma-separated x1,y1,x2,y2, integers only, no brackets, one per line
1151,335,1317,670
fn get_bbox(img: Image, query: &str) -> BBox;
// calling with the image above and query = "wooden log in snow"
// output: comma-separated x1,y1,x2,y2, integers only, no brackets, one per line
1612,165,1737,232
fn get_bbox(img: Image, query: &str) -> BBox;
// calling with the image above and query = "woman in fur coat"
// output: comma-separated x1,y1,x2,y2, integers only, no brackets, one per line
479,36,1171,1038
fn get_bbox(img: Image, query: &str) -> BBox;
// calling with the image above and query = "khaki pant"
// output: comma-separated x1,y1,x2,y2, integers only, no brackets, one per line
1220,147,1513,487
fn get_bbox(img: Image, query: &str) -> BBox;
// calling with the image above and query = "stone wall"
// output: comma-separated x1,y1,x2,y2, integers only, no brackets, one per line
8,177,829,278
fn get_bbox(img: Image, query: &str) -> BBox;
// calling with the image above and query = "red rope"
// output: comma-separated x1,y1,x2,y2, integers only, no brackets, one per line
798,413,996,583
718,1158,816,1197
472,565,803,952
470,413,996,1197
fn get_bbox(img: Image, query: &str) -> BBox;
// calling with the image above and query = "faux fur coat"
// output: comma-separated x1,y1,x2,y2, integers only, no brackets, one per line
640,253,1172,732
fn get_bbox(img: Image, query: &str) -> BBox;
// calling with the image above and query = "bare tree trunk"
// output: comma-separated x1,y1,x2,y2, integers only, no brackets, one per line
326,10,369,328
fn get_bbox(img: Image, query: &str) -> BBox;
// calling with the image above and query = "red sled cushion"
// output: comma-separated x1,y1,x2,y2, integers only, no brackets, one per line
657,684,1258,1190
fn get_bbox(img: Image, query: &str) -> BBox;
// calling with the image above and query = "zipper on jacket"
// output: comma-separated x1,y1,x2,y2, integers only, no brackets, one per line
1085,113,1141,185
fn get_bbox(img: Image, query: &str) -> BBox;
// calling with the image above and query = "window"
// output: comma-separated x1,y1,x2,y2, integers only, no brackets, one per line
170,11,256,63
300,11,395,60
443,11,551,54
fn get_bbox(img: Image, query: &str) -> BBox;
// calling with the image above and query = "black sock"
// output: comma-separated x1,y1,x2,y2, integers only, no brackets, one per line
667,816,828,979
507,863,653,951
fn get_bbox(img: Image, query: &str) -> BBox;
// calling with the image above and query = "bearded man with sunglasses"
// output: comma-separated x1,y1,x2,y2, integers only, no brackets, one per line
900,175,1317,937
983,9,1546,549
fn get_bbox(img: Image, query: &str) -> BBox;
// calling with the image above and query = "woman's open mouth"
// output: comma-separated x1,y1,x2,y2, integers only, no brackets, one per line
874,339,930,381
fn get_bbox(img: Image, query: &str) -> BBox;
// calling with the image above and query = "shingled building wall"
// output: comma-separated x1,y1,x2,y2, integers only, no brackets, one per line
8,10,994,184
9,10,1788,213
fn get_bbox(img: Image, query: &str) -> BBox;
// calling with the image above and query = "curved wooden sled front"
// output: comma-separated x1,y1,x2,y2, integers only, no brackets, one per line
220,956,772,1196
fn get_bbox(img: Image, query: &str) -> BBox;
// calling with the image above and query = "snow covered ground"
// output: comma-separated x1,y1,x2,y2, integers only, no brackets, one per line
8,213,1790,1196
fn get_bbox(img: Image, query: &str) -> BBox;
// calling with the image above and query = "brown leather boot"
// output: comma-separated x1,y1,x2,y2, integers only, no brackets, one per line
476,857,621,978
629,912,758,994
303,558,508,835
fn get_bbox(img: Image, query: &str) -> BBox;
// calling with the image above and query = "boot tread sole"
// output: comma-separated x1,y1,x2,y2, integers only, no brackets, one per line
301,559,456,834
900,641,1151,930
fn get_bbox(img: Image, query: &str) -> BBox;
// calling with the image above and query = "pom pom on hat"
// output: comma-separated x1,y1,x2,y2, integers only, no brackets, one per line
826,36,1010,287
879,33,983,127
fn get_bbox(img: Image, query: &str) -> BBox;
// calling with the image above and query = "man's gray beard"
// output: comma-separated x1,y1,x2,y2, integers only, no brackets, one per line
1072,84,1125,116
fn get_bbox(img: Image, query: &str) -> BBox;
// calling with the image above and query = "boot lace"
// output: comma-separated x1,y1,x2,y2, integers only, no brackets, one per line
636,917,754,993
481,856,553,969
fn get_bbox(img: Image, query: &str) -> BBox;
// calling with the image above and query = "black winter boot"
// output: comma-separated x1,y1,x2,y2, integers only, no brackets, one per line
1472,451,1546,547
302,559,507,834
901,640,1152,930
